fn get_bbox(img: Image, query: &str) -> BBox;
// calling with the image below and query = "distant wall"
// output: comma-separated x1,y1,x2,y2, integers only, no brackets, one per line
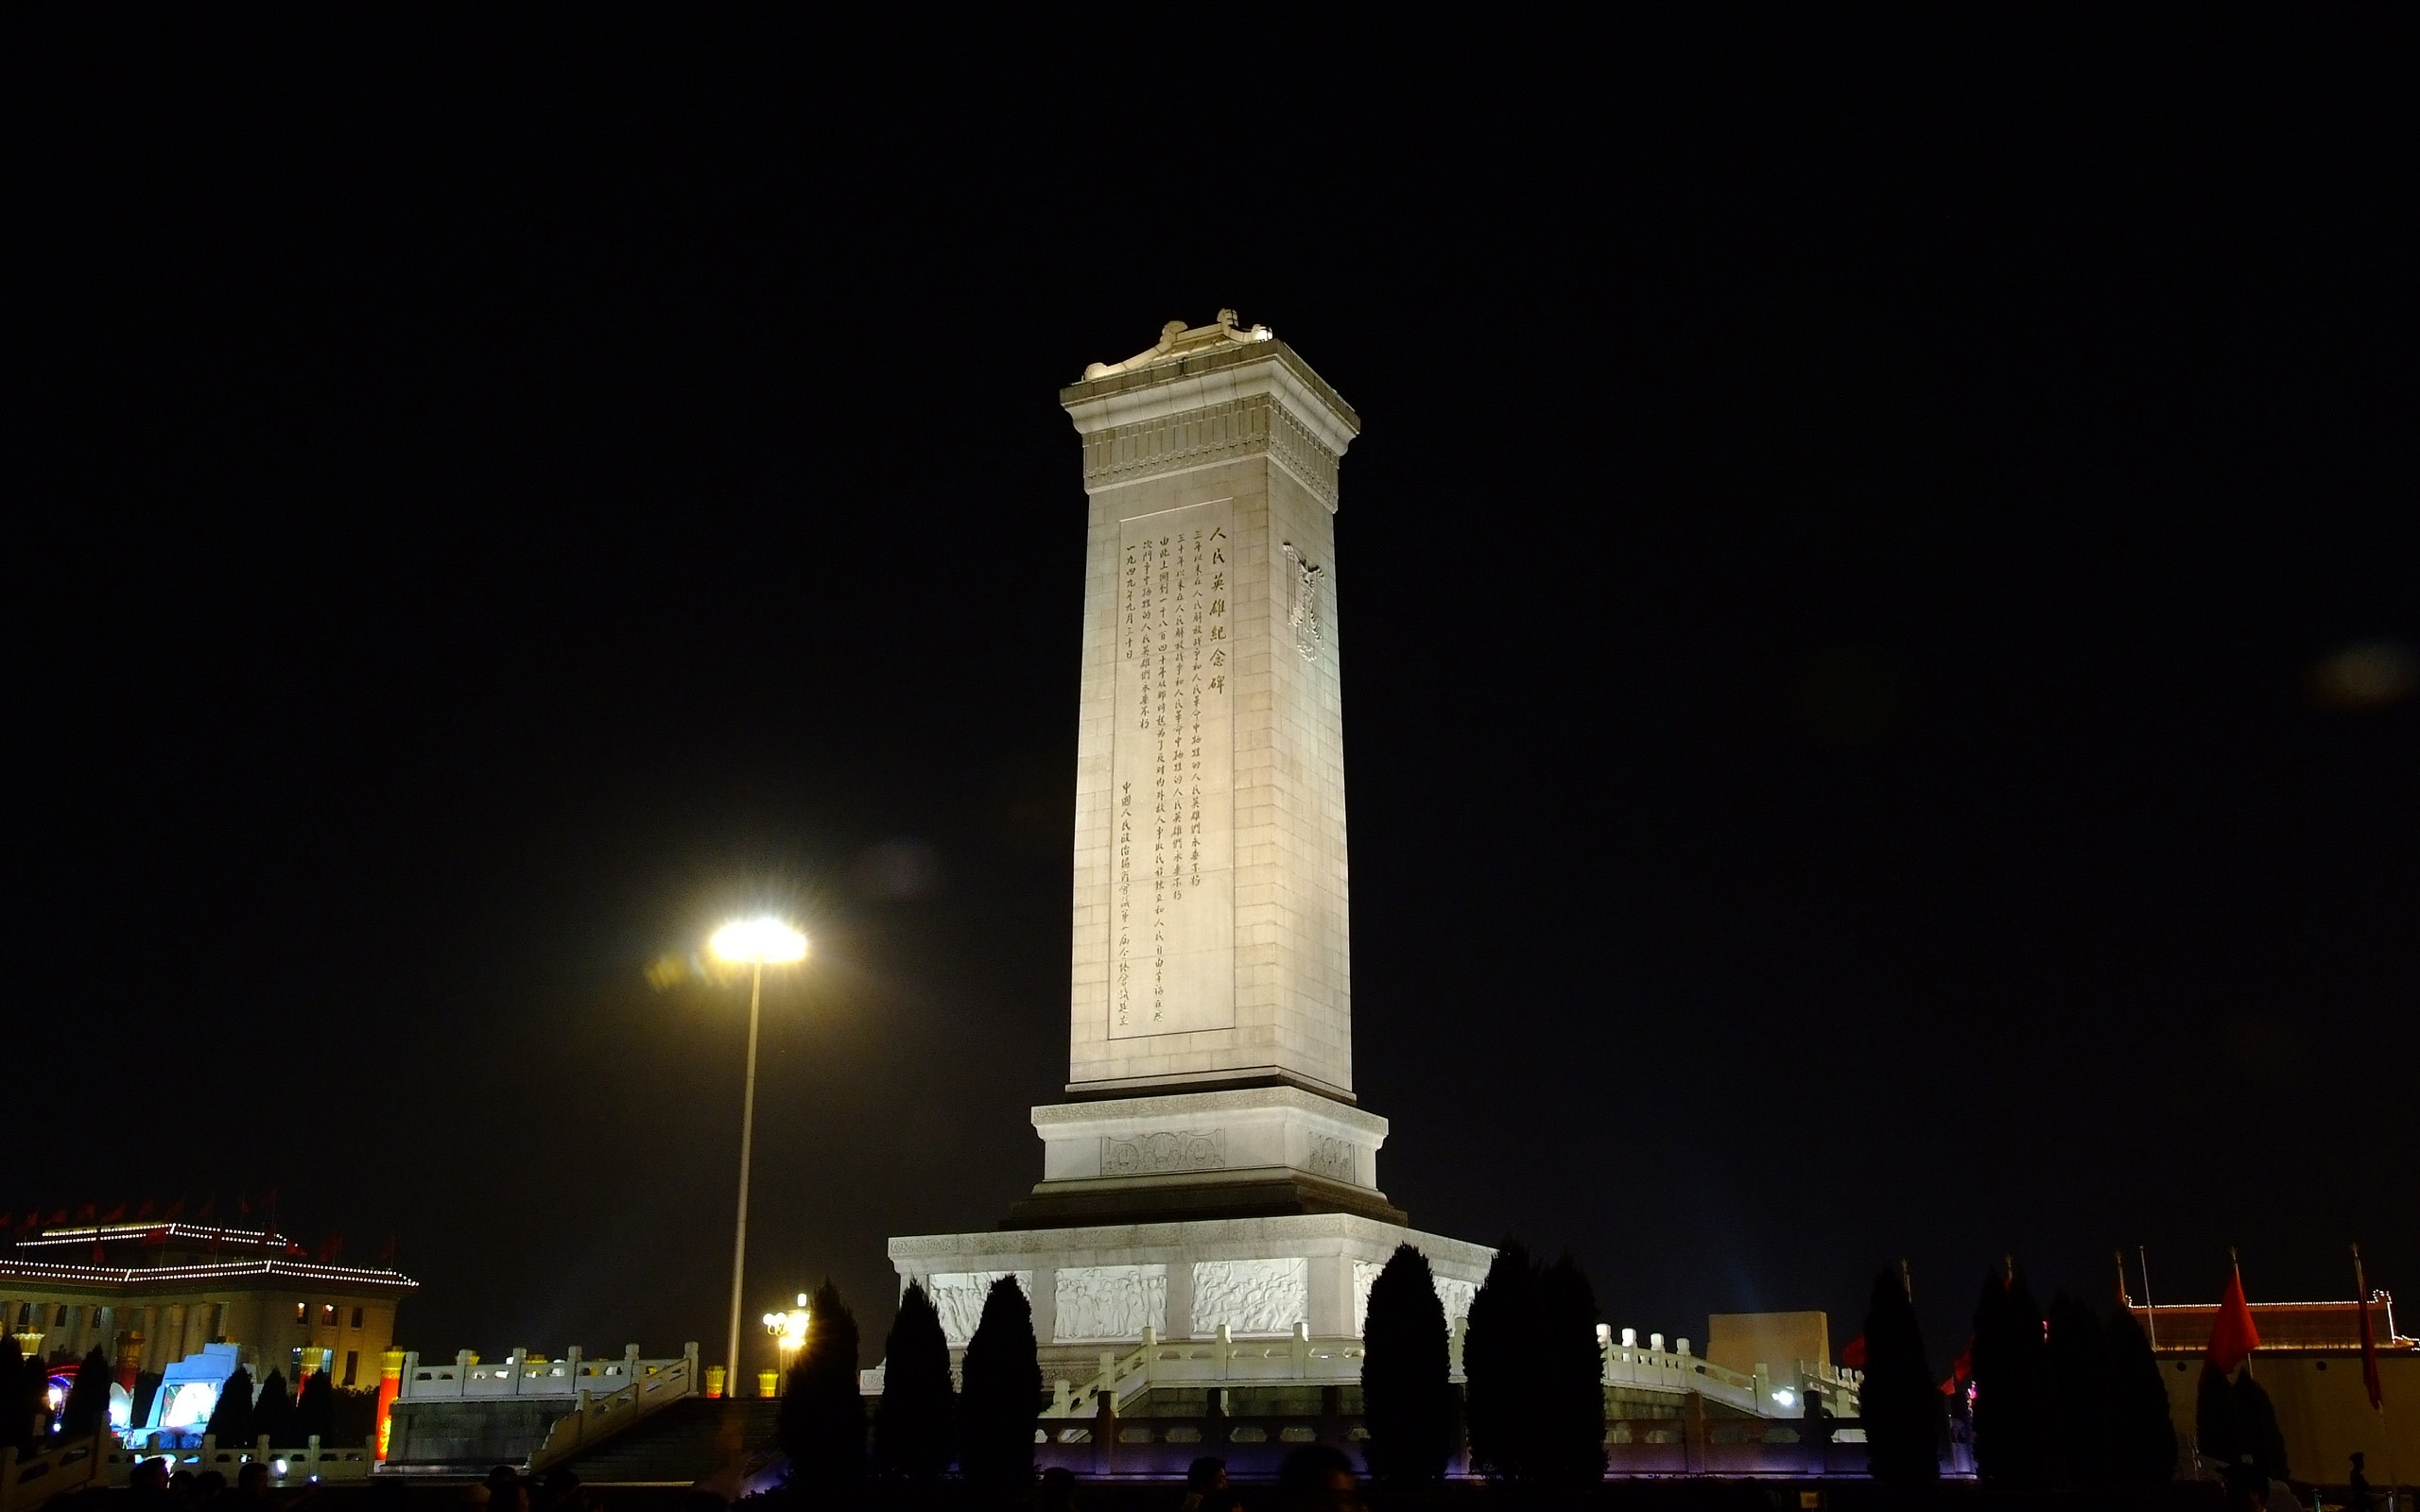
385,1400,571,1466
1705,1312,1830,1390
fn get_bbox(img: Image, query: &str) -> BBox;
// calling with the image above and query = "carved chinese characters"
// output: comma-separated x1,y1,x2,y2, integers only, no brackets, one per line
1108,501,1236,1039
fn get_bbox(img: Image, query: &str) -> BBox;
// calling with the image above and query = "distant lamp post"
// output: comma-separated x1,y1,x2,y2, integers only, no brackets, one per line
763,1293,811,1393
709,917,808,1397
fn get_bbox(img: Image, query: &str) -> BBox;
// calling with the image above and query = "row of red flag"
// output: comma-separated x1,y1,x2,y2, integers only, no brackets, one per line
1,1193,279,1231
2207,1251,2386,1412
4,1197,397,1268
1837,1250,2386,1416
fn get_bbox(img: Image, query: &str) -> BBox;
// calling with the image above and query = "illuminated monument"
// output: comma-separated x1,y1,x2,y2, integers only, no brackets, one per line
888,314,1491,1373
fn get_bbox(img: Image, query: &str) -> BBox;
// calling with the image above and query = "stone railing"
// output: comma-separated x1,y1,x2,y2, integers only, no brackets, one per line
399,1344,697,1400
108,1435,373,1489
1044,1325,1365,1419
526,1346,702,1472
1599,1327,1863,1418
1036,1324,1862,1423
0,1429,108,1512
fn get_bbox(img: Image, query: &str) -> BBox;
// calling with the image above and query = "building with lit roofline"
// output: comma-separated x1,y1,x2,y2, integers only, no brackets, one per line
1,1220,417,1392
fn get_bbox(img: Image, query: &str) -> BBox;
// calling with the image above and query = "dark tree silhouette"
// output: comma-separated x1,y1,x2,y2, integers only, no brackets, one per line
251,1369,292,1446
1970,1266,2053,1486
0,1337,28,1453
777,1280,865,1487
2103,1306,2177,1482
957,1276,1037,1488
873,1281,953,1479
2194,1362,2243,1470
202,1365,255,1446
1359,1244,1455,1483
130,1371,162,1434
2045,1293,2115,1482
2235,1366,2288,1482
60,1348,113,1438
1532,1254,1607,1489
330,1387,378,1449
291,1366,334,1444
1461,1240,1538,1479
1858,1267,1943,1487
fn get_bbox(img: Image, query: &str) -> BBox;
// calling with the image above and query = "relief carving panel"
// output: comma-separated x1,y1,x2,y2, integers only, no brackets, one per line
1305,1135,1357,1185
1101,1128,1226,1177
924,1271,1030,1348
1191,1258,1309,1338
1351,1261,1479,1336
1052,1264,1168,1343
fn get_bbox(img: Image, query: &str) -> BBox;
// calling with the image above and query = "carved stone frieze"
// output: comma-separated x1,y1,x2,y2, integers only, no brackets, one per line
1079,395,1340,506
1305,1134,1356,1184
1192,1258,1309,1337
924,1270,1030,1347
1351,1260,1480,1336
1052,1264,1169,1342
1100,1128,1226,1177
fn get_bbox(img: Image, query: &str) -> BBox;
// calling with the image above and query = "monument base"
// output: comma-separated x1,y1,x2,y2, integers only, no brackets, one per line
1011,1085,1401,1226
886,1211,1494,1381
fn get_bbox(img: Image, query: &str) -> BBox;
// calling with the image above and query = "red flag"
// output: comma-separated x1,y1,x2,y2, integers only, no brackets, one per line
2206,1263,2261,1373
2355,1247,2384,1412
376,1235,396,1266
318,1233,344,1263
1841,1334,1867,1368
197,1195,216,1220
135,1199,154,1220
48,1209,68,1225
163,1198,184,1221
140,1228,168,1247
78,1203,97,1222
100,1203,126,1223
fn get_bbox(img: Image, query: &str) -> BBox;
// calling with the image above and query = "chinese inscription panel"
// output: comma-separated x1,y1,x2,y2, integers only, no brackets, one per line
1108,500,1236,1039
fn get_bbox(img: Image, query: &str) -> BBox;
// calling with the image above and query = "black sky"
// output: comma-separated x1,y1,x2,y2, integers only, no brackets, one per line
12,16,2414,1369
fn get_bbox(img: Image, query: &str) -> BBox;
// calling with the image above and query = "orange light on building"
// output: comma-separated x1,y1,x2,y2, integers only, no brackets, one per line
374,1349,405,1459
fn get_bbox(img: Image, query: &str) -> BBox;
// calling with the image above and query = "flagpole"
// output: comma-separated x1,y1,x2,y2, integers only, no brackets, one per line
2140,1246,2160,1353
2356,1245,2401,1512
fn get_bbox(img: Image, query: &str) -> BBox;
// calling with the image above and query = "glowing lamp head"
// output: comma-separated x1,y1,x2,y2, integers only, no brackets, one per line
711,918,807,965
763,1293,811,1349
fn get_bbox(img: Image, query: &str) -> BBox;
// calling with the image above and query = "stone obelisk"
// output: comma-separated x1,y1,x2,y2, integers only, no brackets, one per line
888,314,1488,1365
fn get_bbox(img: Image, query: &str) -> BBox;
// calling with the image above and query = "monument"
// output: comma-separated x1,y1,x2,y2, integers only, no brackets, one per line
888,313,1491,1383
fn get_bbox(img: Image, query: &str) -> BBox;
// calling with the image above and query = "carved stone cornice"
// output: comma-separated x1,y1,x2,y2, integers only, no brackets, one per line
1077,392,1340,507
1061,337,1359,510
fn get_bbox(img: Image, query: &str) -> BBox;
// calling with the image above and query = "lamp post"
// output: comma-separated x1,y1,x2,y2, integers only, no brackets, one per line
763,1293,810,1394
708,917,808,1397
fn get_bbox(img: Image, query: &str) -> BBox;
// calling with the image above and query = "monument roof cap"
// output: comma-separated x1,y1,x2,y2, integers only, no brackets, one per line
1061,310,1358,435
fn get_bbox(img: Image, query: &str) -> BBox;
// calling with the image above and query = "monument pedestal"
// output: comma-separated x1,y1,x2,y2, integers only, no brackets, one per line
890,1211,1492,1380
1008,1086,1405,1228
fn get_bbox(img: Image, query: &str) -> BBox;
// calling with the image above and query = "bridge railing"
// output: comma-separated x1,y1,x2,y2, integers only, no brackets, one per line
399,1344,698,1400
525,1344,701,1472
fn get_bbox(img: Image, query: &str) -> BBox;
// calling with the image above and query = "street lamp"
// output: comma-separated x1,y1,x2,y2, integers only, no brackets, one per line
709,916,808,1397
763,1293,811,1393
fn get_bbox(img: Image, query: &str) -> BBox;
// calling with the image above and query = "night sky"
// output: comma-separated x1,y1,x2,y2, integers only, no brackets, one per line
16,18,2414,1372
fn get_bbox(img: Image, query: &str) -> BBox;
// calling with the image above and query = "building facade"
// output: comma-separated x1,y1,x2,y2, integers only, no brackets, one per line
1,1221,417,1390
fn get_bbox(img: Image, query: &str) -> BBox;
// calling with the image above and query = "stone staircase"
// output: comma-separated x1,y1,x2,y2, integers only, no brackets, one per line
547,1400,779,1486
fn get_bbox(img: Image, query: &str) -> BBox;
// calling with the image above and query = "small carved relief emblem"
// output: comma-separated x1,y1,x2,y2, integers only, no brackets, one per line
1306,1135,1356,1184
1281,542,1324,660
1101,1128,1227,1177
